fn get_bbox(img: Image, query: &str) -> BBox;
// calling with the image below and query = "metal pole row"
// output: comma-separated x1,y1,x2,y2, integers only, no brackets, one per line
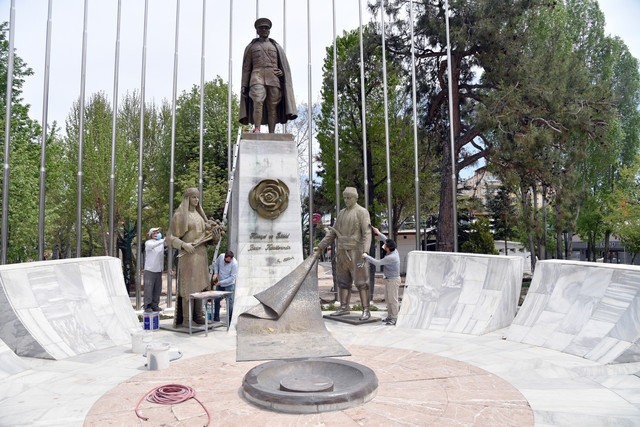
0,1,443,267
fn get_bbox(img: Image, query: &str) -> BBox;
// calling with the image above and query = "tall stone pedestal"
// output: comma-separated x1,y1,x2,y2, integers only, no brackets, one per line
229,133,304,329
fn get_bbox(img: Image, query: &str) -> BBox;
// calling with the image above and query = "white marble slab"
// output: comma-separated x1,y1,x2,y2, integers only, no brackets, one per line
228,135,304,330
0,256,140,359
397,251,523,334
508,260,640,363
0,337,29,379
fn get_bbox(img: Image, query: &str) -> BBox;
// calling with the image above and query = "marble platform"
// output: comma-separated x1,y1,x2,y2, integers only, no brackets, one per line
507,259,640,364
0,338,28,379
0,256,140,360
3,263,640,425
397,251,524,334
229,134,304,330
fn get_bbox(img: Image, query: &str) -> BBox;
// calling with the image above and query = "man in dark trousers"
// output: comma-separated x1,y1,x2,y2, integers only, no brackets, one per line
211,250,238,323
143,227,165,312
362,226,400,325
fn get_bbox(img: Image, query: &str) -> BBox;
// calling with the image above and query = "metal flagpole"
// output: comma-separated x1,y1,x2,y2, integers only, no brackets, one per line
167,0,181,308
1,0,15,265
282,0,286,134
360,0,375,304
332,0,340,214
108,0,122,257
444,0,458,252
227,0,233,178
136,0,149,309
307,0,314,256
199,0,206,198
379,0,393,232
358,0,369,211
38,0,53,261
409,0,420,250
76,0,89,257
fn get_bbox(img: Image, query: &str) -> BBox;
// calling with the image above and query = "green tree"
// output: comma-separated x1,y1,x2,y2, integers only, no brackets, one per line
487,186,518,254
169,77,239,218
479,1,623,268
605,161,640,263
117,92,172,234
0,21,44,262
62,92,139,256
461,217,498,255
316,26,438,239
377,0,550,251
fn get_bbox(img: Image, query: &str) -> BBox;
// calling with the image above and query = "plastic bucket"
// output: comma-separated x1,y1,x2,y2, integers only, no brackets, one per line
131,330,153,354
146,343,171,370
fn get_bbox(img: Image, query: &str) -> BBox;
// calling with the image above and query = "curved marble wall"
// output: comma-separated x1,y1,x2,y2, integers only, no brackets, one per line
0,256,140,360
397,251,524,334
507,260,640,363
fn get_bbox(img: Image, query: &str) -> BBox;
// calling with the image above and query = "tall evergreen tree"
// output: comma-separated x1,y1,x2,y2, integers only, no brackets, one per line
376,0,554,251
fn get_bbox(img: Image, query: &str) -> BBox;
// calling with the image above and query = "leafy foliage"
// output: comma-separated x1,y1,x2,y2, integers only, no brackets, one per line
461,217,499,255
316,26,439,238
0,22,44,262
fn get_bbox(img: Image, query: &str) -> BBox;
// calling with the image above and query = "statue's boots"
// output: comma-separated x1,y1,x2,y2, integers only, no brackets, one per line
192,300,206,325
330,287,351,316
358,287,371,321
179,297,206,325
253,103,264,131
173,296,184,328
267,105,278,133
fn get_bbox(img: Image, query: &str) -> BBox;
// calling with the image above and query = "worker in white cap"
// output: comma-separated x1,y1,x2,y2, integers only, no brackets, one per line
144,227,165,312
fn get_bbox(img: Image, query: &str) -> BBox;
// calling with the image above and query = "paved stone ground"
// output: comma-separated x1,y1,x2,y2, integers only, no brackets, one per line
85,345,533,426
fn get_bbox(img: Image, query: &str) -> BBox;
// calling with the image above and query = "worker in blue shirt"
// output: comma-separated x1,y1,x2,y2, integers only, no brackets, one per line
211,250,238,322
362,226,401,325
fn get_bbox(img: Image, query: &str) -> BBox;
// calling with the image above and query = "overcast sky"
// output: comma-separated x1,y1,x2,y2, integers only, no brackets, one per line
0,0,638,129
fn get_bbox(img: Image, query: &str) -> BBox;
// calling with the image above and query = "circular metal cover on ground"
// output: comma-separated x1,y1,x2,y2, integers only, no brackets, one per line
242,358,378,413
280,374,334,392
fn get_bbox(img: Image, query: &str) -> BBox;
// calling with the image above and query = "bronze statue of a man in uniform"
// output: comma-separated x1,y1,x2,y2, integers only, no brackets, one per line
315,187,372,320
239,18,297,133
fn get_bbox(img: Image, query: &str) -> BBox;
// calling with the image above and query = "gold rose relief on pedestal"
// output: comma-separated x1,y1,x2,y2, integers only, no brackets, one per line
248,179,289,220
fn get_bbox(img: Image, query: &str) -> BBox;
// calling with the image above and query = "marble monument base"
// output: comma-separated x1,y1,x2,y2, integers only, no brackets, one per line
229,133,304,330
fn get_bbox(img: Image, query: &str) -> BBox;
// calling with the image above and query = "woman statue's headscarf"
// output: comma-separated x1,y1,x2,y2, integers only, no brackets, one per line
171,187,208,238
